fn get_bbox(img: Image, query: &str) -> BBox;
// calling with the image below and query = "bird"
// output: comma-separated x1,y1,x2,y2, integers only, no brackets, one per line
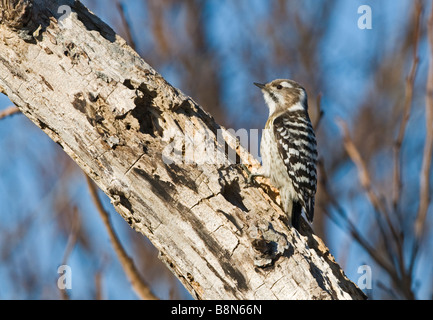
249,79,318,231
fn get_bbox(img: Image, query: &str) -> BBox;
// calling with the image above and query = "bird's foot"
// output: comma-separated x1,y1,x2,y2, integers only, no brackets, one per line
241,164,260,185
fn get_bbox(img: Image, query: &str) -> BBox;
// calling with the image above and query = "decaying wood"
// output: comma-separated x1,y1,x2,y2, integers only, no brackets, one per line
0,0,366,299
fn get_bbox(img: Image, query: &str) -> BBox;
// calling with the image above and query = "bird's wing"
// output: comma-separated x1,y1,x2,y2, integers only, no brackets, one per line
273,111,317,221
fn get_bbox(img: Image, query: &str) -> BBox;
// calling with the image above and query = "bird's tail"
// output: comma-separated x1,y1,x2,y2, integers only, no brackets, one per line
291,202,302,231
306,197,315,222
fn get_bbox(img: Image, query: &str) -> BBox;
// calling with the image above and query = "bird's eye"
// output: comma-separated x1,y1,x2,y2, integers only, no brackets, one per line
276,85,283,90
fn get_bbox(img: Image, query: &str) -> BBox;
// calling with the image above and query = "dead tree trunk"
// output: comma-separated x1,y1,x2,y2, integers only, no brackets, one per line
0,0,366,300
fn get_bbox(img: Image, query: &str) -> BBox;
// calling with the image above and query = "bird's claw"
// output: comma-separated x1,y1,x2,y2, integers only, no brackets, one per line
241,164,257,185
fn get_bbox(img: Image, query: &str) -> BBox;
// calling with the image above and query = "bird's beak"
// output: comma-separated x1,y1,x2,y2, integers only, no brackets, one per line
254,82,266,90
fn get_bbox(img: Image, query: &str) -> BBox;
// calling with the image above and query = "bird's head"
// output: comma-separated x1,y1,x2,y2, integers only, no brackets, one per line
254,79,308,116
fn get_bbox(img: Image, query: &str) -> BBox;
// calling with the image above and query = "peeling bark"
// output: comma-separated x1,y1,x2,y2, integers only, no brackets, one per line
0,0,366,300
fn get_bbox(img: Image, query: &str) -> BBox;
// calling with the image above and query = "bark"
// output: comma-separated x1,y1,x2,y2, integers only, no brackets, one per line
0,0,366,300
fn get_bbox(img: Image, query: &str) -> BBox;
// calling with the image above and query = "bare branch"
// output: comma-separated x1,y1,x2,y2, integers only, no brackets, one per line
61,206,81,266
415,1,433,243
392,1,422,211
317,160,398,283
337,118,417,299
337,119,392,219
0,105,20,120
85,174,158,300
116,1,136,51
337,120,402,256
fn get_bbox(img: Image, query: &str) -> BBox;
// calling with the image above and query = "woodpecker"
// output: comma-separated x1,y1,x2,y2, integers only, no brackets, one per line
250,79,317,231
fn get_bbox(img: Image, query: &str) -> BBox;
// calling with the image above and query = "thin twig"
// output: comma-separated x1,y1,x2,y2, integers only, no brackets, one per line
116,1,137,51
313,92,324,130
317,160,398,282
392,0,422,211
415,0,433,238
94,272,103,300
85,174,158,300
412,2,433,271
0,106,20,120
337,120,401,258
337,119,395,229
337,118,416,299
61,206,81,266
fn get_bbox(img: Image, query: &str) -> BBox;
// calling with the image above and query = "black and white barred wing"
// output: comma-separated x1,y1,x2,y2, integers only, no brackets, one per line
273,112,318,221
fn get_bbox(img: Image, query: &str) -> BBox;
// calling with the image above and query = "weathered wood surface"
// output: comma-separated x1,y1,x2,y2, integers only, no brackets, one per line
0,0,366,299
